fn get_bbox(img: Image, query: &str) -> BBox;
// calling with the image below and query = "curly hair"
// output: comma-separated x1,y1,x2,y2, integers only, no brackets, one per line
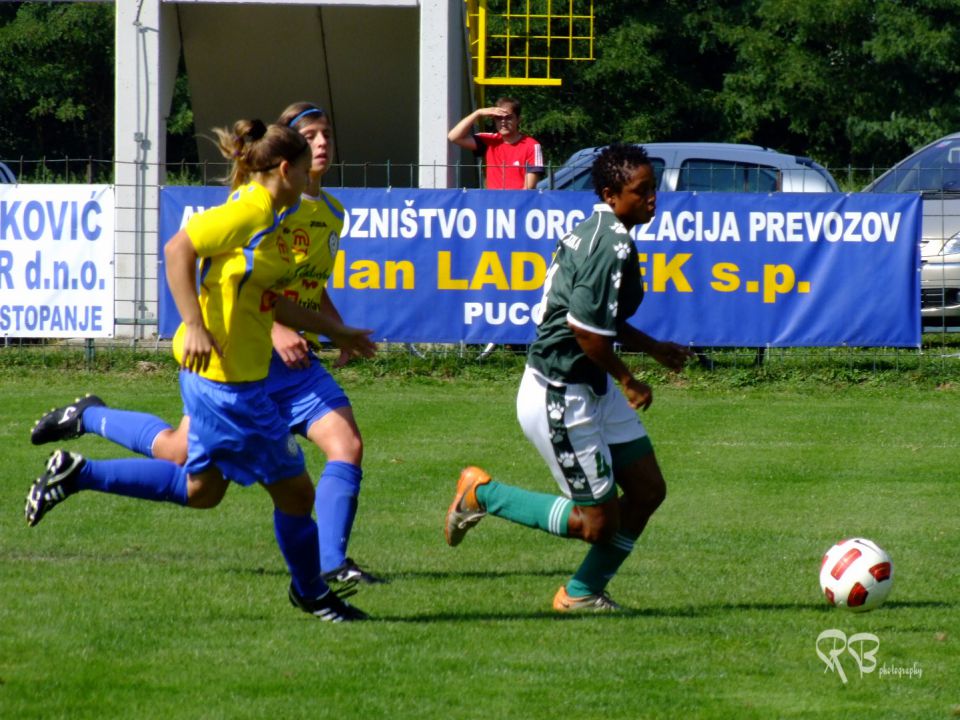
591,143,651,200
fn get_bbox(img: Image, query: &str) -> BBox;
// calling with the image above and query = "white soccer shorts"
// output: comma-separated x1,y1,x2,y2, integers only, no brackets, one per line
516,365,648,504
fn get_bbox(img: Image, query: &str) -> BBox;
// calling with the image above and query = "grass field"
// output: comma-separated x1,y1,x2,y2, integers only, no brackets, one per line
1,363,958,719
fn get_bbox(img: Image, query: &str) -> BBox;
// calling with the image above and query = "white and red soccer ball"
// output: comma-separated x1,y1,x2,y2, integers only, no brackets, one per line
819,538,894,612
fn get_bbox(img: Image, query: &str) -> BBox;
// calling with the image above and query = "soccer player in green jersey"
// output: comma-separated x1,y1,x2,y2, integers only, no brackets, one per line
445,142,693,612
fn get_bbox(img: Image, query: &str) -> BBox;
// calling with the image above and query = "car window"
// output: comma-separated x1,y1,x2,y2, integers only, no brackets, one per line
562,157,665,192
870,138,960,193
678,159,781,192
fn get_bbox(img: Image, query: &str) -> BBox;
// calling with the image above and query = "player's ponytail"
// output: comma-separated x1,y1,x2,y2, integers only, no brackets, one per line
213,119,308,189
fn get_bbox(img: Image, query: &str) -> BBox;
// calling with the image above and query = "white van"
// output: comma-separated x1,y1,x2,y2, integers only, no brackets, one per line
538,142,839,193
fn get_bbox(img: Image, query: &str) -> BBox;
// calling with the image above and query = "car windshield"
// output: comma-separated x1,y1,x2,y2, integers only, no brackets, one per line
871,138,960,193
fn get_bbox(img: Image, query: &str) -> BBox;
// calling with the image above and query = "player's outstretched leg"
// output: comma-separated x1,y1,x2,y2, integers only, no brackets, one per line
31,394,176,459
31,395,105,445
444,466,492,546
25,449,85,526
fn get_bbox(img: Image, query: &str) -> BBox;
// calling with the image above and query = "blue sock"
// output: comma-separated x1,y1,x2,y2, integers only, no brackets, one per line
315,461,362,573
274,508,328,598
82,407,172,458
77,458,188,505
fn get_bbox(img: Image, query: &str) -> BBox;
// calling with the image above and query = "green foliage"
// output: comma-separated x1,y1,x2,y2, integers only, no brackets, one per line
521,0,960,171
717,0,960,167
3,2,960,175
0,2,114,160
0,373,957,718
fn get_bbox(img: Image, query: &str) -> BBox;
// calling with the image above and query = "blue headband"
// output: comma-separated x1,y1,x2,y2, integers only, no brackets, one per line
287,107,325,127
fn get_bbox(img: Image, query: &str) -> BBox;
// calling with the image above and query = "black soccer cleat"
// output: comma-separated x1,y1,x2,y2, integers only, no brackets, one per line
322,558,388,585
31,394,106,445
288,583,369,622
25,450,86,527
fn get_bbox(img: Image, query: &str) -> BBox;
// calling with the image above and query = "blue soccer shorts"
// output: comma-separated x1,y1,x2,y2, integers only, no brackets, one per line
179,370,305,486
264,351,351,436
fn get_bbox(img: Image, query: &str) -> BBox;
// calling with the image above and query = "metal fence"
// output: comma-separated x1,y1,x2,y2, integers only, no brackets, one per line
2,157,959,374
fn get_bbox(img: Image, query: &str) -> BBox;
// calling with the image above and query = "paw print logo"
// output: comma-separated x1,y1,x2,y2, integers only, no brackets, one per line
608,300,618,316
547,400,565,421
549,427,566,444
613,242,630,259
610,221,628,235
611,270,622,289
558,451,577,468
570,475,587,490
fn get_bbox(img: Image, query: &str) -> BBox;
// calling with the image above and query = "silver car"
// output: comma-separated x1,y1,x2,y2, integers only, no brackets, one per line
863,132,960,327
538,142,840,193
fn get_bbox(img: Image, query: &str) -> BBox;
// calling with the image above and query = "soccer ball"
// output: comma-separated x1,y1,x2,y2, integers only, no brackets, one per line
819,538,893,612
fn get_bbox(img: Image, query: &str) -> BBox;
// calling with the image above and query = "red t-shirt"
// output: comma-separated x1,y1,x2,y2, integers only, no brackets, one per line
474,133,544,189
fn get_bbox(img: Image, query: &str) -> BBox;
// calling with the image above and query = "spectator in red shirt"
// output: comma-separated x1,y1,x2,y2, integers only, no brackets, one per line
448,97,544,189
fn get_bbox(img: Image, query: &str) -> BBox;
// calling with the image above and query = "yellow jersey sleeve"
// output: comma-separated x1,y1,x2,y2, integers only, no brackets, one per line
172,183,298,382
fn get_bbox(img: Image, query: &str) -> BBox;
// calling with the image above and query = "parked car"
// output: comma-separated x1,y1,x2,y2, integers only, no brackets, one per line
0,161,15,183
862,132,960,327
538,142,840,193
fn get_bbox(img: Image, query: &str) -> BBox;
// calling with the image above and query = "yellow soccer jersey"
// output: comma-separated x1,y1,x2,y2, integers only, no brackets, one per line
275,190,345,346
172,182,299,382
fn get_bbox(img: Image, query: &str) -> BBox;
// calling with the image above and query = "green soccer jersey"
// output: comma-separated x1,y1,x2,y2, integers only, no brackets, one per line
527,204,644,394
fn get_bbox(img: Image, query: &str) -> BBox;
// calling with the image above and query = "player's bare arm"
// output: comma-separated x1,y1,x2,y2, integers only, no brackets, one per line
275,296,376,360
271,322,311,370
571,323,653,411
164,229,220,373
617,324,693,372
319,293,353,368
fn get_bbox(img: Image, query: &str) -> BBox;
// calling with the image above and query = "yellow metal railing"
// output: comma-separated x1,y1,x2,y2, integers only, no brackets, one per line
464,0,594,87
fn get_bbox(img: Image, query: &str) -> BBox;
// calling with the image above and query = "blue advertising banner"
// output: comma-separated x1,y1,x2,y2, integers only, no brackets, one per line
159,187,922,347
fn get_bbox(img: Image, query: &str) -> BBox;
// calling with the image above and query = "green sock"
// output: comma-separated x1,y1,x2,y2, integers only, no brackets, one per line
476,480,572,536
567,531,639,597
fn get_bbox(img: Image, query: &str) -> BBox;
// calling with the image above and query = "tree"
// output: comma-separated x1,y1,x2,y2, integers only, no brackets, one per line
717,0,960,167
0,2,114,163
518,0,960,172
521,0,746,166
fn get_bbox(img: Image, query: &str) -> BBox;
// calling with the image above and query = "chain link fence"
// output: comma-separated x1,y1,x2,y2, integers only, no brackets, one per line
2,156,959,376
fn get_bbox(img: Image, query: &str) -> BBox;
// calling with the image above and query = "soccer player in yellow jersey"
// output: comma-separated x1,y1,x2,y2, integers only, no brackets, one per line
29,103,382,588
25,119,375,622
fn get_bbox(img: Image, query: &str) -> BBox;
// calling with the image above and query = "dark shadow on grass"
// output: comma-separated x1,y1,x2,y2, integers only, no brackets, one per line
223,567,574,581
361,599,959,624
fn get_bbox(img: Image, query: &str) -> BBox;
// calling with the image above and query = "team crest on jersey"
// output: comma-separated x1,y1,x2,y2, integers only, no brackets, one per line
328,231,340,258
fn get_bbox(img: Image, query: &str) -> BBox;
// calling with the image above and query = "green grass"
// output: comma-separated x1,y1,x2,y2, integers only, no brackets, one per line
1,369,958,719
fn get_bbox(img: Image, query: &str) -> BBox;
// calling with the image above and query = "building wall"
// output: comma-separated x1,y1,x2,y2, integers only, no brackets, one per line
178,3,420,187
